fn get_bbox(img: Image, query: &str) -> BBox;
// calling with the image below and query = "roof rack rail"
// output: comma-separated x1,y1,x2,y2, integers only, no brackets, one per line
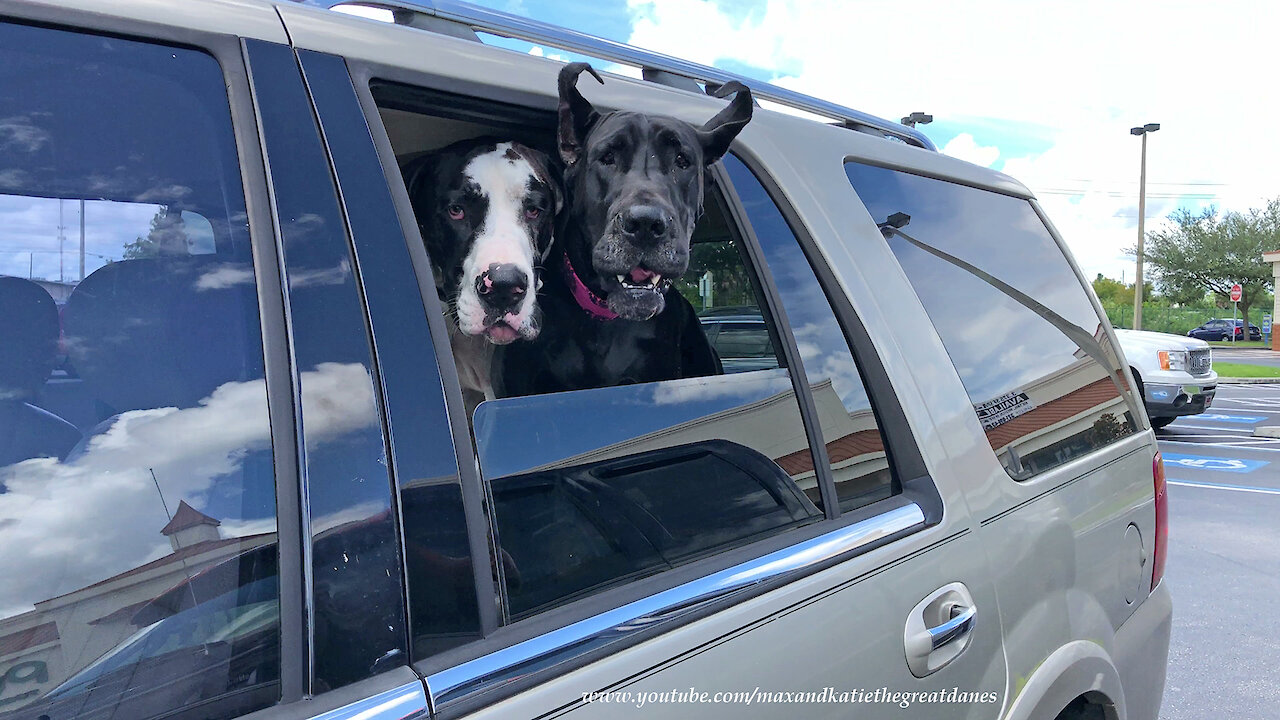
318,0,937,151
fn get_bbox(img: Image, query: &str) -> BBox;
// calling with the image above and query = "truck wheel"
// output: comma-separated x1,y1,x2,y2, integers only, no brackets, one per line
1150,416,1175,430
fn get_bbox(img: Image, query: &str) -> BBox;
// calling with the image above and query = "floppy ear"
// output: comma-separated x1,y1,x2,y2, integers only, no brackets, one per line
697,81,753,164
510,142,563,214
557,62,604,166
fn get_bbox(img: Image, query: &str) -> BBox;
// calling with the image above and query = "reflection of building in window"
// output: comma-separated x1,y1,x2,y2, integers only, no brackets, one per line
0,509,274,710
976,327,1132,479
498,377,889,508
774,379,891,509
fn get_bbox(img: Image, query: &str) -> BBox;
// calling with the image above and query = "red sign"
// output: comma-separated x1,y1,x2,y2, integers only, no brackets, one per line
1231,284,1243,302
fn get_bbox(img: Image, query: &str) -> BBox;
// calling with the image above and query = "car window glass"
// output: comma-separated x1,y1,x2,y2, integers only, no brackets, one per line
845,161,1139,479
474,371,821,620
0,23,279,720
673,220,783,374
724,156,896,512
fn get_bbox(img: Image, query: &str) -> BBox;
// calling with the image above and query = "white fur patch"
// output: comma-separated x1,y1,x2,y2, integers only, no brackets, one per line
455,142,543,337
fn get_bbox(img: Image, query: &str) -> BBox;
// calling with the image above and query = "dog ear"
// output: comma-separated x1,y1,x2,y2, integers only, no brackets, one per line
697,81,753,164
558,62,604,166
511,142,563,214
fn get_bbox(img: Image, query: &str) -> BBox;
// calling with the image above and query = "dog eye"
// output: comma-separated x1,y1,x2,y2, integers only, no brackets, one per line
447,204,465,220
599,150,616,166
524,207,541,221
674,152,691,169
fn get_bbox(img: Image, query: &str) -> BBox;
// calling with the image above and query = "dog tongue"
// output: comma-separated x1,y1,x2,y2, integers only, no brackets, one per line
628,267,658,284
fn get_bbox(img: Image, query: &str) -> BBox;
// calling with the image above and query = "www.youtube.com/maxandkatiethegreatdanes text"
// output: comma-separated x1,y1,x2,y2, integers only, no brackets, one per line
581,686,1001,709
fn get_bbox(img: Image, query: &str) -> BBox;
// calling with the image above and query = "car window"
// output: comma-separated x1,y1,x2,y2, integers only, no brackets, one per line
724,156,897,512
0,22,279,720
475,372,821,620
845,161,1139,480
715,323,775,359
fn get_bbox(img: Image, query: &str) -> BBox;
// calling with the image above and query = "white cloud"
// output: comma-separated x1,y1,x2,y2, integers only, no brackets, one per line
0,362,378,616
622,0,1280,282
941,133,1000,168
527,45,570,63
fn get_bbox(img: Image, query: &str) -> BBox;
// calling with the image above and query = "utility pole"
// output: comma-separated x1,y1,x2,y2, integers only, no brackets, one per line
79,199,86,281
1131,123,1159,330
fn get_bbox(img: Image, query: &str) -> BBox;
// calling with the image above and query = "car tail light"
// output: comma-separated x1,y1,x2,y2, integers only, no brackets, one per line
1151,452,1168,591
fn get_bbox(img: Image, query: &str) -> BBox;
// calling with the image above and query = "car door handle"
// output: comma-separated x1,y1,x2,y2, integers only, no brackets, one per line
904,582,977,677
928,603,976,650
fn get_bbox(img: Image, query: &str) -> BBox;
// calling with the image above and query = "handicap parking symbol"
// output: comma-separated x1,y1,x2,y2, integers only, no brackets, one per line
1196,413,1266,424
1161,452,1269,473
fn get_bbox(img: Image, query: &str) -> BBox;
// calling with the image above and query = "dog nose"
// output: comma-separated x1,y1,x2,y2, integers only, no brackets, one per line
476,263,529,311
621,205,669,245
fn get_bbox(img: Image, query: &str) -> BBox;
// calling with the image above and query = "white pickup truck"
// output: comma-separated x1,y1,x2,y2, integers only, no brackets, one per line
1115,328,1218,429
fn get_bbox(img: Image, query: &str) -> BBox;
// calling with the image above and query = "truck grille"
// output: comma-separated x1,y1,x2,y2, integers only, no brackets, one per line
1189,348,1212,376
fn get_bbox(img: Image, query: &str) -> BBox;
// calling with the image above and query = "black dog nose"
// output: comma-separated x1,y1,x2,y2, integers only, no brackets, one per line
621,205,669,245
476,263,528,312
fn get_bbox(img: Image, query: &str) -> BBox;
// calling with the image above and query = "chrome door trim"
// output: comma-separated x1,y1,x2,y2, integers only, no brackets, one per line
311,679,429,720
427,503,925,709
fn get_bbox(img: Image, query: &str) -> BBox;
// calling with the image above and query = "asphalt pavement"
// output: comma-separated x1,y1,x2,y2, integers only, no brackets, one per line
1210,345,1280,369
1156,382,1280,720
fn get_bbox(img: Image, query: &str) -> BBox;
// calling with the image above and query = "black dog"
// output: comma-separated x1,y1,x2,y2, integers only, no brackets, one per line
496,63,752,396
402,138,561,407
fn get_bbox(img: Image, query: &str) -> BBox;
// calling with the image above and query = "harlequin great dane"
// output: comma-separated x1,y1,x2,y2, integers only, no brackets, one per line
496,63,753,397
402,139,561,407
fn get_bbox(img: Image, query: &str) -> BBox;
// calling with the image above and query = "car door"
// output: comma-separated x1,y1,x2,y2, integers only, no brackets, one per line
273,8,1009,719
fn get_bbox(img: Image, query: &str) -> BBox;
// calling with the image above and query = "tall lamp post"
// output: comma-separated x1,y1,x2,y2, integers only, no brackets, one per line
1131,122,1159,330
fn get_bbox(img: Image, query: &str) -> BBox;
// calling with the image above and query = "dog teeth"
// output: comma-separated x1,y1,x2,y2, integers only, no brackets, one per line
617,272,664,290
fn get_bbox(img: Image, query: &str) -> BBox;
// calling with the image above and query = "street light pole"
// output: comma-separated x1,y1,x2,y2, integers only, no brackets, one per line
1131,122,1160,330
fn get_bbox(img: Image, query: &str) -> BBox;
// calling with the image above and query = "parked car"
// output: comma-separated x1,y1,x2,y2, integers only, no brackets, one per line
0,2,1170,720
1188,318,1261,341
1115,329,1217,429
698,309,782,373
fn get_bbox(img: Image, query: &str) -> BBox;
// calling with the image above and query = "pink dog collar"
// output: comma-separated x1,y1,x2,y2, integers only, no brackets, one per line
562,252,618,320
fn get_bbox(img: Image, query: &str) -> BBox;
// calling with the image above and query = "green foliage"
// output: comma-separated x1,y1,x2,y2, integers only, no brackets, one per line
1091,274,1153,306
675,239,758,311
1102,302,1221,335
1138,198,1280,328
123,206,189,259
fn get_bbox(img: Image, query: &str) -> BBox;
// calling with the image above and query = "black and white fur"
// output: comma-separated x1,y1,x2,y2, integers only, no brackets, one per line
402,139,561,406
496,63,752,396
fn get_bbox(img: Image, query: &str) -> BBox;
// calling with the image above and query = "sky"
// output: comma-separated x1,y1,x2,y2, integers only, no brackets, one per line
453,0,1280,284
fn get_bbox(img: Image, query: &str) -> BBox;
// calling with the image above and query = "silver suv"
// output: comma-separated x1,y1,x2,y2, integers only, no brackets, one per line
0,2,1170,719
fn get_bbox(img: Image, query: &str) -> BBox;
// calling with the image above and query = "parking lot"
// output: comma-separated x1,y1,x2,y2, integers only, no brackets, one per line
1157,382,1280,720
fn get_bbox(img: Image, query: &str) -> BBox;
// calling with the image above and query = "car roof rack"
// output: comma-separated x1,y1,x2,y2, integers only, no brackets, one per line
315,0,937,150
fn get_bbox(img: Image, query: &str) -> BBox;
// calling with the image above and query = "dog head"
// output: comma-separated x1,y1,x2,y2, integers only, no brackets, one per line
406,140,561,344
557,63,753,321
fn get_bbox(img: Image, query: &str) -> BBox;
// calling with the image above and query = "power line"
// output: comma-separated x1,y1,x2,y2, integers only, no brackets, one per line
1034,189,1219,199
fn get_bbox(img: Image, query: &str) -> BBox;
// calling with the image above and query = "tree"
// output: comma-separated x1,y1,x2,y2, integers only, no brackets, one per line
1091,274,1153,307
1138,199,1280,330
123,206,189,259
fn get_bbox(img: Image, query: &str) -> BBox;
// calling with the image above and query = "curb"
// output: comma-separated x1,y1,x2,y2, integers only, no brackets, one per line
1215,377,1280,384
1255,427,1280,438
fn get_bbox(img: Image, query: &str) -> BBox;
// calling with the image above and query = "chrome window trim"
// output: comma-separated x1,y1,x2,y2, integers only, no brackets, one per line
426,502,925,709
310,679,429,720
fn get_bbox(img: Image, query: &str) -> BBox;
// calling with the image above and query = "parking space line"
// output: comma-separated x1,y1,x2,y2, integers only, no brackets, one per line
1168,424,1259,433
1168,479,1280,496
1160,440,1280,453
